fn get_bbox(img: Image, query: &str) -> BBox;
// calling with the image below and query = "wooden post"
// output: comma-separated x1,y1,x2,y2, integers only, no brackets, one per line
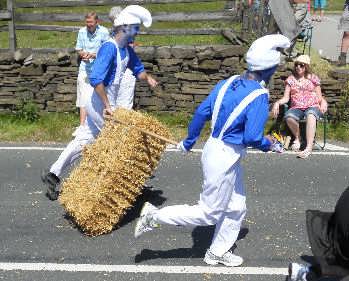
257,0,265,36
7,0,16,51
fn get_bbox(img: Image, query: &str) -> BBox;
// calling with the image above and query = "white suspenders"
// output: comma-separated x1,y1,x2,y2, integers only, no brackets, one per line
211,76,268,140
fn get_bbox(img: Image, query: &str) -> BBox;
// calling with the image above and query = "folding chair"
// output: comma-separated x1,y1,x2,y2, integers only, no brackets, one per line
282,104,327,150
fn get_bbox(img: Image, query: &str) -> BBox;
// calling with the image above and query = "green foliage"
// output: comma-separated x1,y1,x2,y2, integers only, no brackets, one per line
333,81,349,124
318,122,349,142
326,0,345,12
0,0,6,9
15,1,226,14
15,100,40,122
0,112,79,142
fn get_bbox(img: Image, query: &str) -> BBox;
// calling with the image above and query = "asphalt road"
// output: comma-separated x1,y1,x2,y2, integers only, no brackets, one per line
312,14,346,62
0,147,348,281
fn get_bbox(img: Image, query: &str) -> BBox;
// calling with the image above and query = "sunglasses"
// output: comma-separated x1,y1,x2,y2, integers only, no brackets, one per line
295,62,306,68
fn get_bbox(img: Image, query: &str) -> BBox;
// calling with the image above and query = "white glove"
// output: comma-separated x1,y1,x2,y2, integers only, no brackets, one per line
177,141,189,153
270,141,284,153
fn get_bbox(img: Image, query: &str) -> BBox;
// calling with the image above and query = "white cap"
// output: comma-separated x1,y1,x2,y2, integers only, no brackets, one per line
114,5,152,28
246,34,291,71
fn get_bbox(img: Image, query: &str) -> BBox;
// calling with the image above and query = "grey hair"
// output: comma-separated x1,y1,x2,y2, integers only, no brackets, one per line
108,6,123,23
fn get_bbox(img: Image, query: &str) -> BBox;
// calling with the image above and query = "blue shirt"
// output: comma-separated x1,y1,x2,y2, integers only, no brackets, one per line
75,25,110,75
89,41,145,88
183,78,272,152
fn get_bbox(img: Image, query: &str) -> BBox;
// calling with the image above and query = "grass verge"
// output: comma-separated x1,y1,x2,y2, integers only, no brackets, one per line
0,112,348,144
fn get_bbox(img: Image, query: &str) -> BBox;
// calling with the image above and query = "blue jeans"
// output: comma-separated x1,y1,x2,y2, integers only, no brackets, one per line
284,107,323,121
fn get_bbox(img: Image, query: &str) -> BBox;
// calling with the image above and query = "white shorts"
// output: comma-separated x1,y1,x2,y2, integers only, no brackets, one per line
76,71,94,108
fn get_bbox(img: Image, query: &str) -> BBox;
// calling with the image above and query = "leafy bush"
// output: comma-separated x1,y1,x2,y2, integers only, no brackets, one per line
15,100,40,122
0,0,6,9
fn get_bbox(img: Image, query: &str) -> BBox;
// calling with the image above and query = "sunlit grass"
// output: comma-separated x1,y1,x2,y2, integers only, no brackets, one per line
15,1,226,14
0,30,229,48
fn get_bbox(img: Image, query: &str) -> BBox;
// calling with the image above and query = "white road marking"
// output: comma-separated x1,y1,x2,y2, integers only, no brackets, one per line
0,262,288,275
0,145,349,155
0,146,64,151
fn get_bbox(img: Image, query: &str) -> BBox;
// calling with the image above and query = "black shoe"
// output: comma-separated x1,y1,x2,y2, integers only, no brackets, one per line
41,169,61,201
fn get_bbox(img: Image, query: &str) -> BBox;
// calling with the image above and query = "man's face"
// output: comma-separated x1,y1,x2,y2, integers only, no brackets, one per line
85,16,98,33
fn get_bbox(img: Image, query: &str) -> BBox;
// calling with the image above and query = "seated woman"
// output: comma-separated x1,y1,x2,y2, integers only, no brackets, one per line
288,186,349,281
272,55,327,159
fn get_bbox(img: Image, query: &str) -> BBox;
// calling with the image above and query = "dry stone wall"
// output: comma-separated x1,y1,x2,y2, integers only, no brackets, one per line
0,46,347,121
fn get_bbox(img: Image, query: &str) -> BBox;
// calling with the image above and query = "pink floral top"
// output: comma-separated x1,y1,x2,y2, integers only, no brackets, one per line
285,74,321,110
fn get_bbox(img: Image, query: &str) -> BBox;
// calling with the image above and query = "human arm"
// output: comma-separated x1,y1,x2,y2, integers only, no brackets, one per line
89,42,114,88
272,84,291,118
127,47,158,88
94,83,112,116
137,71,158,88
89,42,115,115
315,85,328,113
244,94,272,152
75,30,90,60
180,82,223,151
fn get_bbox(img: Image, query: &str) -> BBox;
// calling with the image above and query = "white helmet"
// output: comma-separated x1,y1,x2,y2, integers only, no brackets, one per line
114,5,152,28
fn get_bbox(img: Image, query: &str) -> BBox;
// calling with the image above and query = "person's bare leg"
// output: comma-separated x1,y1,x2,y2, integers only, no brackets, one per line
286,117,301,143
305,114,317,151
320,9,324,21
80,107,87,125
338,31,349,66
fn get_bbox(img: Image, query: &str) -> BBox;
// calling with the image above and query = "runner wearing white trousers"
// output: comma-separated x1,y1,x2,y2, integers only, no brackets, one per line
43,5,157,200
134,34,291,267
153,137,247,258
50,38,129,177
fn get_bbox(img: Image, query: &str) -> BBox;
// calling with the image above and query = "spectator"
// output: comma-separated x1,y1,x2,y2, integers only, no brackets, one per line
272,55,327,159
75,12,109,127
292,0,312,30
337,0,349,66
288,186,349,281
312,0,326,22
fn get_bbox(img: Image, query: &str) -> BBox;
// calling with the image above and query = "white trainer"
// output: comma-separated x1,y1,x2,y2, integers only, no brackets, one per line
204,249,243,267
134,202,159,239
288,263,309,281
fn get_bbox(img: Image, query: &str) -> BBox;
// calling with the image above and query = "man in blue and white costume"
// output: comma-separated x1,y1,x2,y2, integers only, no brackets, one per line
42,5,157,200
134,34,290,267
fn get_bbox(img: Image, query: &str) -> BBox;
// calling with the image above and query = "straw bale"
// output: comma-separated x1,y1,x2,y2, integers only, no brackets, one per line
59,108,171,236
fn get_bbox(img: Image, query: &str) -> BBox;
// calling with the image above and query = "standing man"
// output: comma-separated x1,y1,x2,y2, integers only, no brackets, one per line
75,12,109,127
338,0,349,66
41,5,158,200
134,34,290,267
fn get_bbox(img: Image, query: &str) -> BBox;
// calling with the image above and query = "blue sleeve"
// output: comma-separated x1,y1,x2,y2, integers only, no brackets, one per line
182,82,222,150
243,94,272,152
89,42,115,87
127,47,145,78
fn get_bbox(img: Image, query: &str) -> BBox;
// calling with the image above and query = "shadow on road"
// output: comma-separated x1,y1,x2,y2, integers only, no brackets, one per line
134,227,249,263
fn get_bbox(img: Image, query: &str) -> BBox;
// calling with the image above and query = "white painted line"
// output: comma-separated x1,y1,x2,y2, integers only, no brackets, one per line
0,262,288,275
0,146,64,151
167,148,349,156
1,145,349,155
1,146,349,155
